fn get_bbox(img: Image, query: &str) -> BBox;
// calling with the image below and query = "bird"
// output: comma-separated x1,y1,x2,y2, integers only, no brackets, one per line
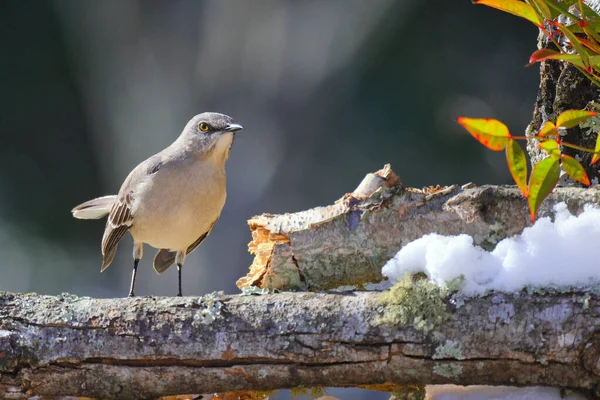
71,112,243,297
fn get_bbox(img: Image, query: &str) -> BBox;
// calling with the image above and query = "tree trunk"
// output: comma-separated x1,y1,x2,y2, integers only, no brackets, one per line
528,31,600,182
1,290,600,399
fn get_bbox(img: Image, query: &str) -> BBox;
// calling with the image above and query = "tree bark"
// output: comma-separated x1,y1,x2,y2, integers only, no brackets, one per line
1,290,600,399
528,30,600,182
237,165,600,292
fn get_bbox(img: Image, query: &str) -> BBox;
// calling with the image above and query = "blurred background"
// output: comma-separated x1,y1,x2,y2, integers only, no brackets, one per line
0,1,542,399
0,0,539,297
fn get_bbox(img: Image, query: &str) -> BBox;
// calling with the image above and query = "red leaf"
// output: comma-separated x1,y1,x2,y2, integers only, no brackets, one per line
528,49,586,68
457,117,511,151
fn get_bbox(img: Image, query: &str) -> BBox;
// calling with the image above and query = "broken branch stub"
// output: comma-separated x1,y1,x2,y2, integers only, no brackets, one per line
237,165,600,291
237,164,403,291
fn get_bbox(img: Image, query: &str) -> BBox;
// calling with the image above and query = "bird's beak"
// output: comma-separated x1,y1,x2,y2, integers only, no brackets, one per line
225,123,243,133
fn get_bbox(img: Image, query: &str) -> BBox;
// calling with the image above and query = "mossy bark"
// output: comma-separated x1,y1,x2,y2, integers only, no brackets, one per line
1,291,600,399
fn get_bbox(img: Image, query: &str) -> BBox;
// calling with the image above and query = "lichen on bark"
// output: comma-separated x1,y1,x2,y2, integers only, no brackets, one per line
376,274,462,334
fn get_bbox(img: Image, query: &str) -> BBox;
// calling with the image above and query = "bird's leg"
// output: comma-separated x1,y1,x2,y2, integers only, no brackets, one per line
129,241,143,297
129,259,139,297
175,250,186,297
177,263,183,297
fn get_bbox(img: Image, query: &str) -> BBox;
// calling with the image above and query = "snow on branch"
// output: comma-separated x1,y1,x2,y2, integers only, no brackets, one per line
237,165,600,292
4,165,600,398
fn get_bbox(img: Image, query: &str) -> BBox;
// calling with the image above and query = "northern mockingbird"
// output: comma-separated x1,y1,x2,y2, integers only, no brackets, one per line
72,112,243,297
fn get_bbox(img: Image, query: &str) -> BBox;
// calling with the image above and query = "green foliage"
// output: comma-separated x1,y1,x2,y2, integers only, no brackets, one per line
561,154,590,185
457,117,510,151
528,157,560,222
462,0,600,224
458,109,597,221
557,109,598,128
538,139,561,159
476,0,600,86
506,138,529,196
474,0,543,25
376,273,463,334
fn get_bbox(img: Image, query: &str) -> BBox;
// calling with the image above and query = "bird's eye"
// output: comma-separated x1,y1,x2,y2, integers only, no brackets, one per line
198,122,210,132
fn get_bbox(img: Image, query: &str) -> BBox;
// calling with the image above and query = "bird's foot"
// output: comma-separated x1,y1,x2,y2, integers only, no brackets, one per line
128,292,135,298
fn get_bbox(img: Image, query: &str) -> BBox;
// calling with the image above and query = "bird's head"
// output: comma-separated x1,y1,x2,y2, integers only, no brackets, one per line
178,112,243,164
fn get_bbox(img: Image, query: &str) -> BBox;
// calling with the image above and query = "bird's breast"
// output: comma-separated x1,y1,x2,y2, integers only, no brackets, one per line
129,160,227,250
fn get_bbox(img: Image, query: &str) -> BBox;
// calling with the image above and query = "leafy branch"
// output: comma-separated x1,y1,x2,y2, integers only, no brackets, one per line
458,110,597,221
457,0,600,221
475,0,600,86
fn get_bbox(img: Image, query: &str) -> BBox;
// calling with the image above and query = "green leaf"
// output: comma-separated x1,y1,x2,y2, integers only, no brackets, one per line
579,2,600,19
538,139,561,160
506,139,529,197
546,0,600,33
544,0,585,24
578,37,600,56
528,157,560,222
591,134,600,164
554,22,590,67
561,154,590,185
529,0,552,19
565,20,600,34
543,0,577,19
457,117,511,151
556,109,598,128
528,49,587,68
474,0,543,26
582,25,600,48
539,121,558,137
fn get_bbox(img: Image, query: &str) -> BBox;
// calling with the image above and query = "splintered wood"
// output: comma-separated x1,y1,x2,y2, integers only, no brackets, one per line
237,165,600,292
237,165,403,291
238,225,293,290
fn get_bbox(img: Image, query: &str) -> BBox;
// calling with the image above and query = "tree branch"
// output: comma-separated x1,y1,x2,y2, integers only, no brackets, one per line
1,290,599,399
237,165,600,291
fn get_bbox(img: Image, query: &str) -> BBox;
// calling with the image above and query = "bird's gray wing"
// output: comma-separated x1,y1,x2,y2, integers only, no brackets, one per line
100,191,134,271
100,155,164,271
153,218,219,274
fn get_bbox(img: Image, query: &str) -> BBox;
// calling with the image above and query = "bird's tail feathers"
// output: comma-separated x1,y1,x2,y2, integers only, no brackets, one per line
154,249,176,274
72,195,117,219
101,245,118,272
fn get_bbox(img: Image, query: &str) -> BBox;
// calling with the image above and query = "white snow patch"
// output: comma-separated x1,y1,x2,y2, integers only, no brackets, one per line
382,203,600,295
